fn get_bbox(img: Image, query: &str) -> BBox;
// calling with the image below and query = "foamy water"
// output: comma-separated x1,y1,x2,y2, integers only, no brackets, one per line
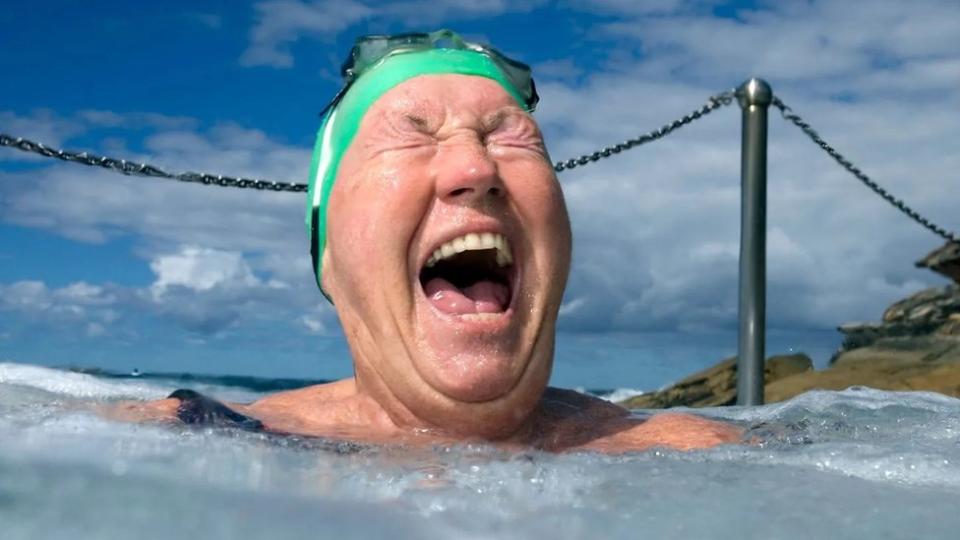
2,361,959,539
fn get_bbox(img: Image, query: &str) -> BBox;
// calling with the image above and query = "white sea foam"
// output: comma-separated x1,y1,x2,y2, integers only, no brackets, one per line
2,362,959,540
0,361,167,400
595,387,645,403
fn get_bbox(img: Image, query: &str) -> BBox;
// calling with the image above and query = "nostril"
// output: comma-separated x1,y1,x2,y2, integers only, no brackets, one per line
447,186,501,199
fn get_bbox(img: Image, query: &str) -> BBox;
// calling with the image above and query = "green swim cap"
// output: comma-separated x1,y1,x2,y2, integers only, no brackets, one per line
306,40,532,299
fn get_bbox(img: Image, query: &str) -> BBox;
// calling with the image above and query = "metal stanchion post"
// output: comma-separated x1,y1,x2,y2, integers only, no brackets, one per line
736,78,772,406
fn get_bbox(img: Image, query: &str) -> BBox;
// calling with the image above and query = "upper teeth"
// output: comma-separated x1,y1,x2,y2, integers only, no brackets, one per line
425,232,513,268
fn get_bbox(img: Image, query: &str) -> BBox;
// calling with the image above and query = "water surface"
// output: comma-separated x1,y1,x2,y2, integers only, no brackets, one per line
1,362,958,539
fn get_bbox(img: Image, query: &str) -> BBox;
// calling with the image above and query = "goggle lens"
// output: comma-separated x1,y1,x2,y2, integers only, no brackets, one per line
322,29,538,117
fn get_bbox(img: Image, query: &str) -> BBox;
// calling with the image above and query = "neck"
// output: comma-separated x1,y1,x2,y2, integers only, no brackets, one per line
338,307,555,443
350,364,547,442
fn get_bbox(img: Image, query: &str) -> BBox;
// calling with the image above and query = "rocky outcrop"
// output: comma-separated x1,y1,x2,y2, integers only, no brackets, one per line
766,336,960,402
618,354,812,409
618,336,960,409
834,284,960,360
916,241,960,284
618,266,960,409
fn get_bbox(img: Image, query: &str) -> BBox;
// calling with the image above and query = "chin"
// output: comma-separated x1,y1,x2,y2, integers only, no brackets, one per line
424,350,553,440
420,348,539,403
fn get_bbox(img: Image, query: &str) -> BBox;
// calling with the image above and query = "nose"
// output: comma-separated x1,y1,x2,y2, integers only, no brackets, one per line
434,138,505,204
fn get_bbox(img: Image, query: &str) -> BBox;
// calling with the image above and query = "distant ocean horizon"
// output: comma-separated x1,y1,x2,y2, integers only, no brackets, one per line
4,329,841,394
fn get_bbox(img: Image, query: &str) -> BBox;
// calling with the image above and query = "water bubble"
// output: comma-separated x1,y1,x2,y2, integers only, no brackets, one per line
6,364,960,538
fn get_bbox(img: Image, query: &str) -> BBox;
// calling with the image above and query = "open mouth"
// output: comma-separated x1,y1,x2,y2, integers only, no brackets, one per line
418,232,515,317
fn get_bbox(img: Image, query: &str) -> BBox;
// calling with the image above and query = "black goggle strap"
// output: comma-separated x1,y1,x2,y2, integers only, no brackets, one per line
310,204,334,304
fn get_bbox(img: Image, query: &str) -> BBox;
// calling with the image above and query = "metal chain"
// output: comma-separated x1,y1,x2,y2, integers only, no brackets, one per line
4,89,954,245
0,133,308,192
0,89,735,191
771,97,958,243
552,89,736,172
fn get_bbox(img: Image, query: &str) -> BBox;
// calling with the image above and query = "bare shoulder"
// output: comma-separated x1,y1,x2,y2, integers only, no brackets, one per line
247,379,354,411
533,387,631,450
101,380,356,432
538,388,742,452
596,412,744,452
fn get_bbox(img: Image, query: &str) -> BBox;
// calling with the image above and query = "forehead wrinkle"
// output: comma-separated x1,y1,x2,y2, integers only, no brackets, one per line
354,75,533,156
377,75,525,133
382,90,445,130
350,96,442,158
441,104,519,137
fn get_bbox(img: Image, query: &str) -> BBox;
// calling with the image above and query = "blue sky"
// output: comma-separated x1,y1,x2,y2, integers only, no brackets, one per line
1,0,958,389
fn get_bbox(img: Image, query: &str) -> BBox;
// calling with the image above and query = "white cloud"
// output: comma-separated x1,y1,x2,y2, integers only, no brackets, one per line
565,0,701,16
594,0,960,93
0,281,54,312
300,313,327,334
0,247,337,339
239,0,546,68
2,0,958,357
241,0,374,68
0,280,122,335
142,246,310,335
533,58,584,82
538,0,959,335
0,110,337,338
150,246,261,295
85,322,107,337
0,110,85,163
76,110,198,131
0,112,312,260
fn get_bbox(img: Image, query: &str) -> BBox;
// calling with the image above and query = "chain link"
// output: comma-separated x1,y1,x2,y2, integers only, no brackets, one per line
0,133,308,193
552,89,736,172
5,90,952,244
770,97,958,243
0,89,734,192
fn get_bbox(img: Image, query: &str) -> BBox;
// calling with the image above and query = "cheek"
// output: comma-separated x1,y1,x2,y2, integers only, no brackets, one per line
326,165,431,284
510,165,570,234
543,180,570,227
509,166,572,277
541,185,572,272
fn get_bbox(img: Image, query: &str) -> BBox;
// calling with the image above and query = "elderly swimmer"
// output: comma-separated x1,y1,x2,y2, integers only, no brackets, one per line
117,30,741,452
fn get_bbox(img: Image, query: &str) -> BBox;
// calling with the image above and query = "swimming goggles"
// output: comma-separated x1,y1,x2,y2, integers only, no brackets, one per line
318,29,539,119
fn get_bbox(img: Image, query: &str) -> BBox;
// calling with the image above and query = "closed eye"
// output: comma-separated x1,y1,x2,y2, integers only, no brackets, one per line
485,113,546,153
403,113,432,133
370,110,438,152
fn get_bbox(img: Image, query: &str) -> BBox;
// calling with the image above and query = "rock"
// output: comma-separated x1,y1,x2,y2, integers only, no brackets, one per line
882,285,960,324
618,339,960,409
938,314,960,337
834,284,960,361
916,241,960,285
618,353,812,409
620,244,960,410
770,274,960,403
766,336,960,402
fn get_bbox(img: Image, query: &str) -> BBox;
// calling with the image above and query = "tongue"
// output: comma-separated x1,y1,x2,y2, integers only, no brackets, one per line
423,277,509,315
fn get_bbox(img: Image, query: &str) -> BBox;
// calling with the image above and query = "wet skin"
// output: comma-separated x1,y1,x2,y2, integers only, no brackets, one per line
114,75,742,452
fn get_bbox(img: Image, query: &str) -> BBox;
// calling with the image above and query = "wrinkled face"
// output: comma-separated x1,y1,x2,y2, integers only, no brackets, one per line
322,74,571,437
